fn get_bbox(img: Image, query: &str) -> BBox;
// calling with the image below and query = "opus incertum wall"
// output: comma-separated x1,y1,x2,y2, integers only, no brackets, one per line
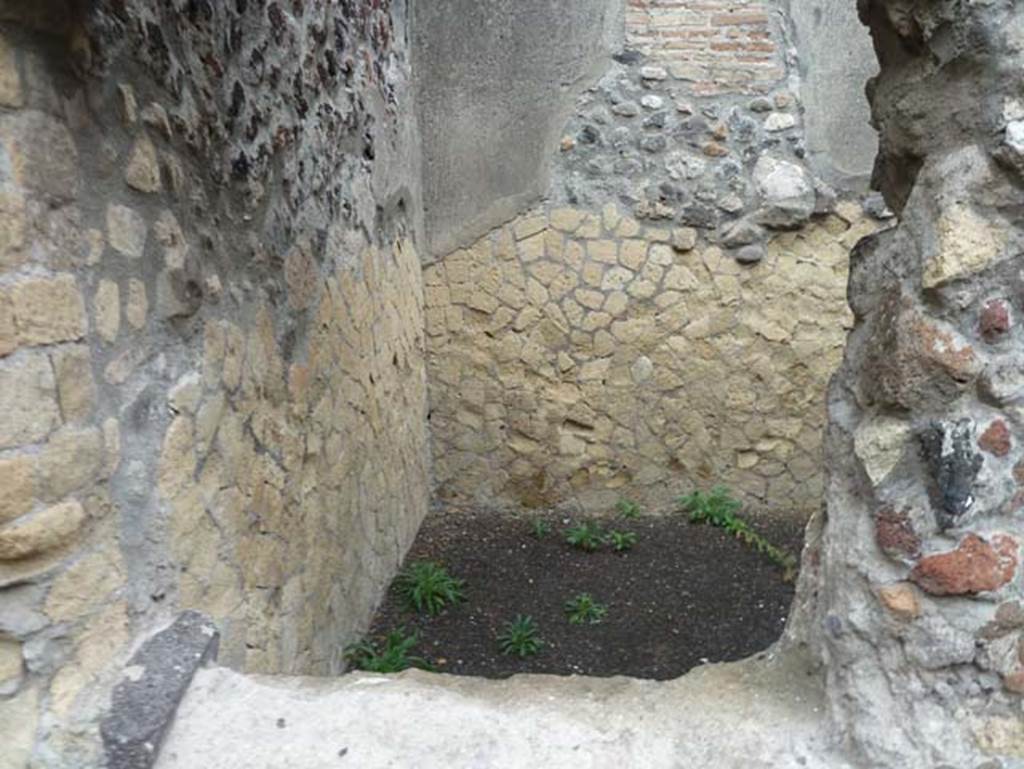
0,2,429,766
424,0,884,520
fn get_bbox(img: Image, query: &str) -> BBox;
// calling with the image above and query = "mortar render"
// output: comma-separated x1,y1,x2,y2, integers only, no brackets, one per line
786,0,878,187
792,1,1024,766
0,2,430,766
423,6,885,521
412,0,623,258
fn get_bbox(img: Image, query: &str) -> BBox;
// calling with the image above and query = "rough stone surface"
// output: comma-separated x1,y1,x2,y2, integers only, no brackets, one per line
101,612,219,769
799,4,1024,766
753,156,816,229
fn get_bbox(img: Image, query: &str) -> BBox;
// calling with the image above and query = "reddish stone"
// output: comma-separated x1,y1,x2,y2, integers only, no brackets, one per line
912,316,979,383
702,141,729,157
863,293,981,410
875,505,922,560
910,533,1019,596
1014,458,1024,486
979,419,1012,457
980,299,1011,341
1003,669,1024,694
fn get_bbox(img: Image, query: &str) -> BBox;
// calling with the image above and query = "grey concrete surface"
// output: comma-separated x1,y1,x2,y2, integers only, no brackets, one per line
786,0,878,188
412,0,623,258
156,649,852,769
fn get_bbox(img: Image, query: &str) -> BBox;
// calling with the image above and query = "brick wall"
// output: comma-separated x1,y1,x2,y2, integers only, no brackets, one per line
626,0,786,94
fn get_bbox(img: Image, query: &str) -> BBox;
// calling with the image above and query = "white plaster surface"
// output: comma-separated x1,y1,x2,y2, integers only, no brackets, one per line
157,649,851,768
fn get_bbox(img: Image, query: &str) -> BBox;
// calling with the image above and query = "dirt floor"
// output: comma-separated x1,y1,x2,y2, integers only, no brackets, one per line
366,510,804,680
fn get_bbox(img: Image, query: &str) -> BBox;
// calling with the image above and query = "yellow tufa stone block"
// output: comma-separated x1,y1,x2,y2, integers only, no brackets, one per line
124,135,162,193
549,207,585,233
94,279,120,344
0,190,27,273
513,213,546,240
107,203,148,258
45,546,125,622
10,274,87,346
518,231,546,262
602,202,622,232
52,344,95,422
924,203,1008,288
0,456,33,526
0,33,22,108
0,498,85,561
34,425,105,502
125,278,148,330
587,239,618,264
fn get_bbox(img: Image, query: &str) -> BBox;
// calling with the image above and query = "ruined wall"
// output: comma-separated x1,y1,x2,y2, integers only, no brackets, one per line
798,1,1024,766
0,2,428,765
425,2,883,520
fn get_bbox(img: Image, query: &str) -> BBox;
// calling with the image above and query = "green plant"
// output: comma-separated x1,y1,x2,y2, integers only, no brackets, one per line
606,530,638,551
497,615,543,657
344,629,433,673
564,593,608,624
396,561,466,615
680,486,798,581
565,521,605,552
529,517,552,539
616,499,641,519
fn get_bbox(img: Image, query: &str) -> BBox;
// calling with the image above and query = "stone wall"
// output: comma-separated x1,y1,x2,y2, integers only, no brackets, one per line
424,16,884,520
796,2,1024,766
0,2,429,766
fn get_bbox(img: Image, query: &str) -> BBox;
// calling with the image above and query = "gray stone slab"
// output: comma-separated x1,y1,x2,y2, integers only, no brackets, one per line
101,611,219,769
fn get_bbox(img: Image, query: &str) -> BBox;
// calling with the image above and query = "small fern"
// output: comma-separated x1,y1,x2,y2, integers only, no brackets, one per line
395,561,466,615
344,629,433,673
680,486,797,580
565,521,605,552
564,593,608,625
497,615,543,657
529,517,552,539
616,499,641,519
606,530,638,551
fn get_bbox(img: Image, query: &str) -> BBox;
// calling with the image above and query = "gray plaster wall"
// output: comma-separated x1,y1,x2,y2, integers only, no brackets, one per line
785,0,878,188
412,0,623,258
